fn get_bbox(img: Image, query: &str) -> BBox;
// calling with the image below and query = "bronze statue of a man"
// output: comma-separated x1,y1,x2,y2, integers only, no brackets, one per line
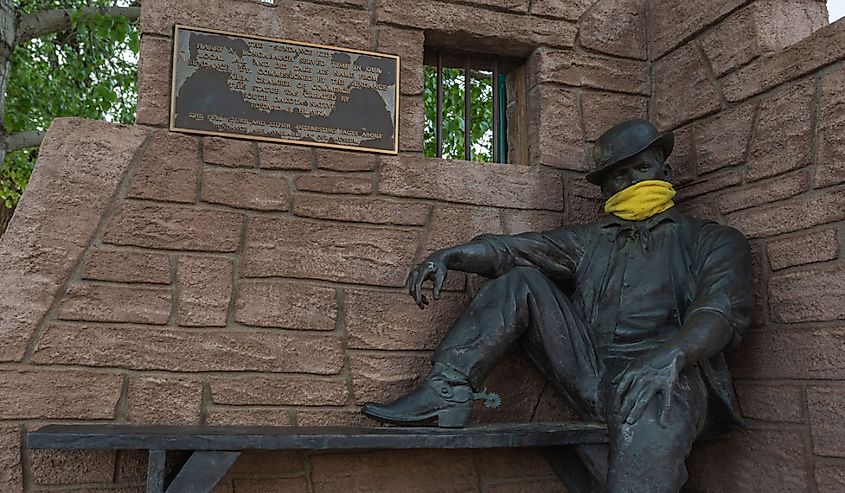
362,119,754,492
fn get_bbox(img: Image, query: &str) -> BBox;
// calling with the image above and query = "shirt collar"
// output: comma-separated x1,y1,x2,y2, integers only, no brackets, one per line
599,205,681,231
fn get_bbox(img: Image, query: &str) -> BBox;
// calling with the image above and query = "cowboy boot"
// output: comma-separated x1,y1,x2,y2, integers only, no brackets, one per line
361,363,501,428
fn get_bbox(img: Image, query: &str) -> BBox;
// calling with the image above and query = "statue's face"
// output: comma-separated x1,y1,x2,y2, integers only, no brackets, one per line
600,147,672,199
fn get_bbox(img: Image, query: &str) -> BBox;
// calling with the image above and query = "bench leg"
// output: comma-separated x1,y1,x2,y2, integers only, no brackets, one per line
540,446,596,493
165,451,241,493
146,450,166,493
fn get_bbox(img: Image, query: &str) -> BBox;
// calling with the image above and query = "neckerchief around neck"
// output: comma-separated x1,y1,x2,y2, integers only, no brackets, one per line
604,180,676,221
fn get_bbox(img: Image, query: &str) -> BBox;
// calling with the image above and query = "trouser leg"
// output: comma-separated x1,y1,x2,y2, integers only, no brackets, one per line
432,266,604,420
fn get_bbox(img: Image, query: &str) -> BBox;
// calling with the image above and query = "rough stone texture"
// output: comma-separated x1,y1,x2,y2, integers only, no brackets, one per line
731,327,845,380
528,84,584,170
0,119,147,361
676,170,743,201
228,450,302,475
32,323,344,374
746,81,815,182
176,256,233,327
424,204,504,255
398,95,424,153
203,137,256,168
769,264,845,323
295,174,373,195
486,479,564,493
258,142,312,170
235,280,337,330
663,125,696,185
135,35,171,126
807,386,845,457
718,171,810,214
580,91,648,141
502,209,562,234
475,448,555,481
767,227,839,271
29,450,116,485
564,176,603,224
687,428,810,492
294,194,430,226
128,131,199,203
202,169,289,211
725,188,845,239
0,427,22,492
0,369,122,419
529,48,649,94
817,66,845,187
380,156,563,211
243,217,419,286
349,352,429,404
530,0,594,21
693,101,756,174
816,459,845,493
653,42,721,130
205,407,292,427
82,249,171,284
648,0,746,58
103,201,243,252
472,351,546,424
734,382,804,423
126,376,203,425
210,376,348,406
315,149,377,172
57,283,171,325
345,289,467,350
579,0,647,60
296,409,372,427
376,27,424,96
234,478,309,493
310,450,479,493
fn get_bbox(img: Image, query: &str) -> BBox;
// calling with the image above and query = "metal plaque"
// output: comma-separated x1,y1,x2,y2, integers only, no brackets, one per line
170,26,399,154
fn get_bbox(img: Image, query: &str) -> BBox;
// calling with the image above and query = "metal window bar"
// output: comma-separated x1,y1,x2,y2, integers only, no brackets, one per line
464,55,472,161
492,60,499,163
436,53,443,158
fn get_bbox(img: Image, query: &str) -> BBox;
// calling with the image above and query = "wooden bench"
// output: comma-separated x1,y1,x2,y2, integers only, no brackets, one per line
28,422,608,493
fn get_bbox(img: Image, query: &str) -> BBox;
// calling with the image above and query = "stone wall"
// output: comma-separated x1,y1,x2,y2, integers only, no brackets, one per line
0,0,842,491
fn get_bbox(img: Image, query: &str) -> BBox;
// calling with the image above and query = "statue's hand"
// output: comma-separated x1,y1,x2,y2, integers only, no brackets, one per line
611,349,685,427
407,253,448,310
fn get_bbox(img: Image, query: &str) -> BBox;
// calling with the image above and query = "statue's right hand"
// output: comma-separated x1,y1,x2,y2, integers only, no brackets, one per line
407,254,448,310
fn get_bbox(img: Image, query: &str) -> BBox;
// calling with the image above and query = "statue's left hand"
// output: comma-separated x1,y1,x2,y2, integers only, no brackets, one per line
611,350,685,427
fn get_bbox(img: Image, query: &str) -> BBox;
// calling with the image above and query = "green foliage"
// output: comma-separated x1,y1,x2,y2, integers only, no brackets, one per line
423,65,494,162
0,0,140,208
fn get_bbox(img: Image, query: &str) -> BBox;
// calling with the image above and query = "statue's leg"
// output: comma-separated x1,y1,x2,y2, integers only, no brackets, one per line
604,365,708,493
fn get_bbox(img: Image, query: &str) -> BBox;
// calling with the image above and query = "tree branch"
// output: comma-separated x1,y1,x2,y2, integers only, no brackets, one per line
15,6,141,46
4,130,46,151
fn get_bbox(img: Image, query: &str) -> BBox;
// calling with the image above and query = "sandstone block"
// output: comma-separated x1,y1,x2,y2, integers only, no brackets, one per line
229,450,303,475
82,249,171,284
376,27,424,96
126,376,203,425
693,101,756,174
203,137,256,168
578,0,647,60
258,142,312,170
676,170,742,202
0,119,147,361
57,282,171,324
647,0,746,58
486,479,565,493
310,450,478,493
30,449,115,485
663,125,696,185
282,2,373,51
686,428,809,492
234,478,309,493
816,459,845,493
818,66,845,187
0,369,122,419
293,194,430,226
475,448,554,481
295,174,373,194
734,383,803,423
32,323,344,374
580,91,648,141
725,188,845,239
0,427,21,492
315,149,376,172
236,280,337,330
380,155,564,210
502,210,562,234
564,176,603,224
530,0,593,20
176,256,233,327
210,376,348,406
206,407,292,427
770,264,845,323
350,352,430,404
472,351,546,424
136,35,172,126
653,43,721,130
202,168,289,211
455,0,529,13
718,171,809,215
242,217,419,287
746,81,814,181
767,227,838,271
128,131,199,203
528,84,585,170
730,326,845,380
424,204,504,255
399,95,424,152
295,409,372,427
142,0,281,37
529,48,648,94
345,289,467,350
808,386,845,457
103,201,243,252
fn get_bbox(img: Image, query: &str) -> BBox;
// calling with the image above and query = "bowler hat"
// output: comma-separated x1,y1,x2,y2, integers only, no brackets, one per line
586,119,674,185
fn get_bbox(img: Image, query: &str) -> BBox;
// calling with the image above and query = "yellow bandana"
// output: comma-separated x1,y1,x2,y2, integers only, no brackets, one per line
604,180,676,221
